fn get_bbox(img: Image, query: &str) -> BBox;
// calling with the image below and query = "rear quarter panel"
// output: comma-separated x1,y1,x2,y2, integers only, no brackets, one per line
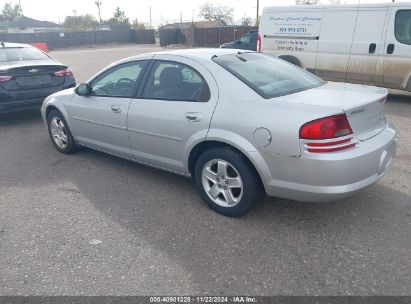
207,66,341,158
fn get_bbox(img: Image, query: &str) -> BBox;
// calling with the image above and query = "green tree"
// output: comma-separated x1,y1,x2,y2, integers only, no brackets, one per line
199,2,233,24
1,1,22,22
63,14,98,32
107,7,130,30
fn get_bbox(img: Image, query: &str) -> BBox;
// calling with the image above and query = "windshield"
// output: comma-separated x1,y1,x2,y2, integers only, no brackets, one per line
213,53,325,99
0,47,50,62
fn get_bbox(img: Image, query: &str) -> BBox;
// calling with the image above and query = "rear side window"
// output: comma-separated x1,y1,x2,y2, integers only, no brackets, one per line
213,53,325,99
395,10,411,45
142,60,210,102
0,47,50,62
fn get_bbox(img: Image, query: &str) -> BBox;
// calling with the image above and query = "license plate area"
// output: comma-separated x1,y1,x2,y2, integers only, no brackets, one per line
16,74,53,87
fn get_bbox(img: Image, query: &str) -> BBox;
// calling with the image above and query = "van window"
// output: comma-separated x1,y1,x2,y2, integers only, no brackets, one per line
213,53,325,99
395,10,411,45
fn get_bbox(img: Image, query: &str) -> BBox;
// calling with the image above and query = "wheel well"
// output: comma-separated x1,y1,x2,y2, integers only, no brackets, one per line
45,105,59,118
278,55,303,68
188,140,264,187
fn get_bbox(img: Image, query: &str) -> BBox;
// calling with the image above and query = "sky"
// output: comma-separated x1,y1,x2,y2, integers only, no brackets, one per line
6,0,411,27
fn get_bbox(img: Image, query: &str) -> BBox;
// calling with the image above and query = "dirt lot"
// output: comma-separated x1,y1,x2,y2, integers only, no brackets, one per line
0,44,410,295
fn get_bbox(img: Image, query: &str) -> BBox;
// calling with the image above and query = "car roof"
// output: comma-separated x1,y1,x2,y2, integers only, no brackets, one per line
130,48,254,63
0,42,30,48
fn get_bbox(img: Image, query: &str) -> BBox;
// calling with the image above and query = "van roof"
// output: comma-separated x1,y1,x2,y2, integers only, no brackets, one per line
262,2,411,11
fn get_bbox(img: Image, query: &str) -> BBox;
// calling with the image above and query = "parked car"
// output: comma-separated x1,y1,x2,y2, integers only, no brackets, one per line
0,42,75,114
41,49,396,217
259,3,411,92
220,30,258,51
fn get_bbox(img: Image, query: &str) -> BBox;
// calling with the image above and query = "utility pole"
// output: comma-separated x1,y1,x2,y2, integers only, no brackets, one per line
180,11,182,24
256,0,259,26
95,1,103,30
73,10,77,31
149,6,152,29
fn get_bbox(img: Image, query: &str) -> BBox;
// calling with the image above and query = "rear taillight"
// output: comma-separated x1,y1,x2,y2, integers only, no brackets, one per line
54,68,74,77
300,114,356,153
0,75,12,82
257,33,262,52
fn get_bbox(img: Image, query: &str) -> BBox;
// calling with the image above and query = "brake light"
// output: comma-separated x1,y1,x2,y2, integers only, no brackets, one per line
54,68,74,77
300,114,353,140
257,33,262,52
300,114,355,153
0,75,12,82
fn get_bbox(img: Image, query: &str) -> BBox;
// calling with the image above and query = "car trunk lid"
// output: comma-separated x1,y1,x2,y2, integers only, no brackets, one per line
0,61,67,90
274,82,388,141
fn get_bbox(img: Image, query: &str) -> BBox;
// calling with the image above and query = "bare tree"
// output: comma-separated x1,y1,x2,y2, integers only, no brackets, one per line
241,16,253,26
199,2,233,24
295,0,320,5
132,18,146,30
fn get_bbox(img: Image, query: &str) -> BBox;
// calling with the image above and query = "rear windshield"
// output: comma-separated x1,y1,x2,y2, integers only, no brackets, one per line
212,53,325,99
0,47,50,62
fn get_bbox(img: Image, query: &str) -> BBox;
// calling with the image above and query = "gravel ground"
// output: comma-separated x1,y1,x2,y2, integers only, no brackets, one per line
0,44,410,296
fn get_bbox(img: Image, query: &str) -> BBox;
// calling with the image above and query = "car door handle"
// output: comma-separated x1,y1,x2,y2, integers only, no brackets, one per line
387,44,395,54
185,112,202,122
110,105,121,113
369,43,376,54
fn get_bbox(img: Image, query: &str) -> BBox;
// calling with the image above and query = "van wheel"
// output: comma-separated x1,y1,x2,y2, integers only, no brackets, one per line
47,110,77,154
194,147,261,217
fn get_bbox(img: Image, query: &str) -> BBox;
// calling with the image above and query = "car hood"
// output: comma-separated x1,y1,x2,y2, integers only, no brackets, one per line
274,82,389,141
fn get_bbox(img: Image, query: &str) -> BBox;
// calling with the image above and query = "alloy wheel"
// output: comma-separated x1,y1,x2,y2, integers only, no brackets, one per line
201,159,244,207
49,116,68,149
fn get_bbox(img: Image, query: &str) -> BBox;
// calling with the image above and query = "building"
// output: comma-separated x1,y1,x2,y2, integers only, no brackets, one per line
3,16,63,33
160,20,227,30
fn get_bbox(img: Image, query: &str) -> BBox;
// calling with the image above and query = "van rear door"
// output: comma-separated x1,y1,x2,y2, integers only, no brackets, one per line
259,7,323,70
346,6,389,85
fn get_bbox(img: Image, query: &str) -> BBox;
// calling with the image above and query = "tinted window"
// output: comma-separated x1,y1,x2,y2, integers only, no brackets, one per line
90,61,147,98
395,10,411,45
0,47,50,62
213,53,325,99
143,61,210,102
240,34,251,44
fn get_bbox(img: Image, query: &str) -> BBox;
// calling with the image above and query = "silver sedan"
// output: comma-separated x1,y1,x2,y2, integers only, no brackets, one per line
41,49,397,217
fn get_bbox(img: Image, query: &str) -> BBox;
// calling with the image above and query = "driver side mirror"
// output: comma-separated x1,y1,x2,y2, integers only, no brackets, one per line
76,83,91,96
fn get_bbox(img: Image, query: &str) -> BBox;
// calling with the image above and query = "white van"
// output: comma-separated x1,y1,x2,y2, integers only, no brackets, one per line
259,3,411,92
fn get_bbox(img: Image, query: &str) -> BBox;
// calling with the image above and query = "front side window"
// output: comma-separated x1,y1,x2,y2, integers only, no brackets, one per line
240,34,251,44
213,53,325,99
395,10,411,45
143,61,210,102
0,47,50,62
90,61,147,98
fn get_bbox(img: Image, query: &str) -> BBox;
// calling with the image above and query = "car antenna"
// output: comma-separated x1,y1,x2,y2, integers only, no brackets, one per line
236,53,247,62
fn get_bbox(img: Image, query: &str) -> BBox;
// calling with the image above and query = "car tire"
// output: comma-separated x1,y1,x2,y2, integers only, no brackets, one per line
47,110,77,154
194,147,262,217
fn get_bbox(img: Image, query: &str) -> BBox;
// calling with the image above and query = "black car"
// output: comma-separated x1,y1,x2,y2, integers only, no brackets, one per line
0,42,75,114
220,30,258,51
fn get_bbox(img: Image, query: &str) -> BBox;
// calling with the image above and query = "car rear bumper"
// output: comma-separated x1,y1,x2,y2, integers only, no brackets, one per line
0,77,75,114
259,122,397,202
